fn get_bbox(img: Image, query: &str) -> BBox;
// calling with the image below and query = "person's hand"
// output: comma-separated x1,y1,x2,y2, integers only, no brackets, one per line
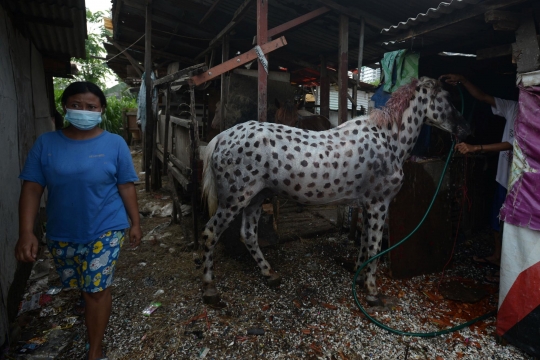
455,142,477,154
439,74,467,86
128,224,142,248
15,233,39,262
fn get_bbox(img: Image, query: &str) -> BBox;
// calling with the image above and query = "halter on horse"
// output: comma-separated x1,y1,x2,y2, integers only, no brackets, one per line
274,98,332,131
200,77,471,306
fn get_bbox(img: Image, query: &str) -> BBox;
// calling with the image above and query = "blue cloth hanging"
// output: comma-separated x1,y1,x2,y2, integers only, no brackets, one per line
137,72,158,133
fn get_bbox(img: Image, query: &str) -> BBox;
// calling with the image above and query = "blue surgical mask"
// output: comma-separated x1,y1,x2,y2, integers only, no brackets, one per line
65,109,102,130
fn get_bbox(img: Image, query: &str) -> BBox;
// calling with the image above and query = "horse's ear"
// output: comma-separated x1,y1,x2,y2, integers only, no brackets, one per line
275,98,281,109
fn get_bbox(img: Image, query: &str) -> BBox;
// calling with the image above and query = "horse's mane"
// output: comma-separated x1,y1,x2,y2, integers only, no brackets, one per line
370,78,420,128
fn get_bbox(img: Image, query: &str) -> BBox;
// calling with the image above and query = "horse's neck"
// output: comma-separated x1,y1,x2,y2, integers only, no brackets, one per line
297,109,314,117
393,101,425,162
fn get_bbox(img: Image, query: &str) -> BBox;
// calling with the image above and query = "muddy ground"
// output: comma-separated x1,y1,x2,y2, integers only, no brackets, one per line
6,149,534,360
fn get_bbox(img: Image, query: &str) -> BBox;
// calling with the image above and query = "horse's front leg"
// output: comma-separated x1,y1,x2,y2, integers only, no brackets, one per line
241,196,282,287
355,202,388,307
354,208,369,288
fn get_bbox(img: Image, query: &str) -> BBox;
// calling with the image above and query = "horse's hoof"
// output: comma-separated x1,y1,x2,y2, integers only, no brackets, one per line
203,288,221,305
266,273,282,287
366,295,385,307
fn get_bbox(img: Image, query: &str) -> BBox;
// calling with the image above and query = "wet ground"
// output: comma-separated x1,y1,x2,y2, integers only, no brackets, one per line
4,149,535,360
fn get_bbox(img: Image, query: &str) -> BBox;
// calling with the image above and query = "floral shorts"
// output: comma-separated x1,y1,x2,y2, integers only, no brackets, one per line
47,230,125,293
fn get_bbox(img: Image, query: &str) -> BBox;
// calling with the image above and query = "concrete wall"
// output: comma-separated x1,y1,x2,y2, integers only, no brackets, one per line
0,4,53,347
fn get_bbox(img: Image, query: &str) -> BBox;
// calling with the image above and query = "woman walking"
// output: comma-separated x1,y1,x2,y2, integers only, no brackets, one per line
15,81,141,360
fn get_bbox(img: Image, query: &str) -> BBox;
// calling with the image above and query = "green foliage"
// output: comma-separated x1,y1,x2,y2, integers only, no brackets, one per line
101,93,138,135
53,9,138,136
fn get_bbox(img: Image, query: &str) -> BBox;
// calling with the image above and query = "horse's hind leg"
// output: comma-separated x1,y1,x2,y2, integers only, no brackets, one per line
202,205,243,304
241,191,282,287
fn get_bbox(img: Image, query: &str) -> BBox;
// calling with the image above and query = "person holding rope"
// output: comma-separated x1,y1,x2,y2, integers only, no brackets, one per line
15,81,141,360
440,73,517,283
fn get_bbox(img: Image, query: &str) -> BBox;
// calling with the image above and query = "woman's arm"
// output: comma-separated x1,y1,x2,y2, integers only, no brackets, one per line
15,181,45,262
454,142,512,154
118,182,142,248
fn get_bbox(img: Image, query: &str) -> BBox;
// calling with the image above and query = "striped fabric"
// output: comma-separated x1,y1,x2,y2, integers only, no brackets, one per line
497,223,540,356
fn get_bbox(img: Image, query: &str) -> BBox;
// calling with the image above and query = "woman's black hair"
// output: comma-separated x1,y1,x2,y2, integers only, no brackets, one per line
61,81,107,108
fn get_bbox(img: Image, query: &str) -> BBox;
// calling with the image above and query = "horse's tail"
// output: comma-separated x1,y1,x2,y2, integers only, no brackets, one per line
202,135,219,217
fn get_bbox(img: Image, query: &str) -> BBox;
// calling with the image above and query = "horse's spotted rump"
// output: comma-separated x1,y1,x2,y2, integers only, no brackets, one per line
200,77,470,306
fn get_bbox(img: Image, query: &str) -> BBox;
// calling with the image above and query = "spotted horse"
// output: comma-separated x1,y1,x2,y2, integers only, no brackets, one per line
200,77,471,306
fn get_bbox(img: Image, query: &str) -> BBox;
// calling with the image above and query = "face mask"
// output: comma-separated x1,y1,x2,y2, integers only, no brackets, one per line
64,109,102,130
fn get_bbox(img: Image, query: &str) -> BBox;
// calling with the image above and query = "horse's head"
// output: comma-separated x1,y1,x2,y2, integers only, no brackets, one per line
417,77,471,141
274,98,298,127
211,101,221,130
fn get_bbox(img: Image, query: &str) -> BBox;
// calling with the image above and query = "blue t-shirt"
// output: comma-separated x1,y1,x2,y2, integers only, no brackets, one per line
19,130,139,243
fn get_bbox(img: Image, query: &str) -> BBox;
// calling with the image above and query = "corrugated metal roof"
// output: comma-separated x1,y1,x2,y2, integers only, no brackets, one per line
381,0,482,35
107,0,446,84
4,0,87,59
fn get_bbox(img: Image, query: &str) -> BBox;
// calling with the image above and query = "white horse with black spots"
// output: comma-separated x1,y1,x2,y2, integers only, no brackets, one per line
200,77,471,306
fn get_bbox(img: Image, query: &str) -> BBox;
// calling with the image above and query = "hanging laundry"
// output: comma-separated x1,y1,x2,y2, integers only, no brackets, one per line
137,71,158,133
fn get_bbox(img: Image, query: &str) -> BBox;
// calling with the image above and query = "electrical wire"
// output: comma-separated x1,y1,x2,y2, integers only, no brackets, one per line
105,34,145,64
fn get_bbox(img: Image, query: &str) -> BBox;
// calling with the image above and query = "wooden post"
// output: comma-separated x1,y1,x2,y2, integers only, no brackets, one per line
190,86,200,248
144,0,153,192
338,15,348,125
349,17,364,239
357,18,365,86
351,80,357,118
151,88,161,190
163,84,171,175
320,55,330,119
257,0,268,122
220,35,229,132
202,91,208,141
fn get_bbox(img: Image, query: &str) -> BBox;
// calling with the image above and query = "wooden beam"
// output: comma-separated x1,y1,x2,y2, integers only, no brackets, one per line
319,55,330,119
199,0,226,24
381,0,530,44
190,36,287,86
476,43,512,60
110,39,144,75
112,0,123,39
485,9,521,31
153,63,206,87
338,15,348,125
144,0,153,192
196,0,254,60
257,0,268,123
111,39,196,64
316,0,389,29
268,7,331,39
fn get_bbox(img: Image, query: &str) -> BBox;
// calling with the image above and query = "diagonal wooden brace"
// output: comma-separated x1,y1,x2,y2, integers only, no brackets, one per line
189,36,287,86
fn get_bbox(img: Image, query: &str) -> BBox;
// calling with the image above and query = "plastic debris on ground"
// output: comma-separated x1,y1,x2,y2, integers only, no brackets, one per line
142,302,161,316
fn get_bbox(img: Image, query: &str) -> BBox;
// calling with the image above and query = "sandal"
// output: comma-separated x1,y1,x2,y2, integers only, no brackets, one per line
73,294,85,316
472,256,500,269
